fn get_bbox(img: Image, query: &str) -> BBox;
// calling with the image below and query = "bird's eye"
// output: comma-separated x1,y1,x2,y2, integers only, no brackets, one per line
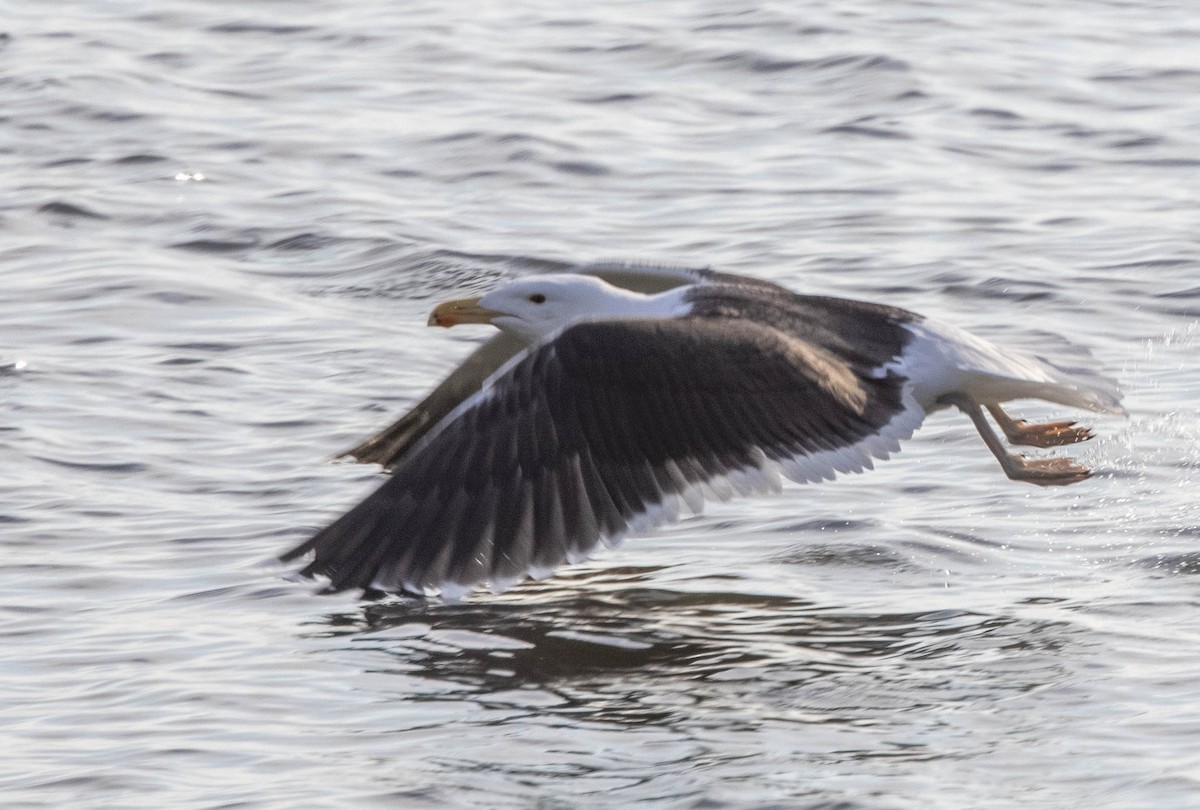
528,293,546,304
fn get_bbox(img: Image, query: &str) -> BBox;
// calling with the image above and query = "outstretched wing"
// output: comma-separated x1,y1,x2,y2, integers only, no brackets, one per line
285,317,916,597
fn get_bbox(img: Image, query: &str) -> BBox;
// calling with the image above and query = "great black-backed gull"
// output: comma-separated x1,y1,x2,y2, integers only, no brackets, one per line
282,263,1122,598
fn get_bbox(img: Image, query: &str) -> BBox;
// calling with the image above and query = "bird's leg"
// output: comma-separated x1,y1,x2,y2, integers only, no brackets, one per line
939,394,1092,486
985,403,1093,448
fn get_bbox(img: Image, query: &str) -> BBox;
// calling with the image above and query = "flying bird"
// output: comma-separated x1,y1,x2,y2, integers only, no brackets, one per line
282,263,1123,598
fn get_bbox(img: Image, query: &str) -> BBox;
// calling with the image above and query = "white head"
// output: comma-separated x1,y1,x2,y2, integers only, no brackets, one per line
428,274,675,341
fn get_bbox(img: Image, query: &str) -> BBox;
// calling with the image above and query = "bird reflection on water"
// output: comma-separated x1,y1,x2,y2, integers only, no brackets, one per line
304,567,1078,733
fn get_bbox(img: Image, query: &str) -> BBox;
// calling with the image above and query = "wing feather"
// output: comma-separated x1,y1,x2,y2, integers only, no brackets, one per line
283,317,910,596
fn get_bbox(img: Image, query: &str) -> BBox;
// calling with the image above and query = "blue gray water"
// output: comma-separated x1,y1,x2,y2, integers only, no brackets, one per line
3,1,1199,808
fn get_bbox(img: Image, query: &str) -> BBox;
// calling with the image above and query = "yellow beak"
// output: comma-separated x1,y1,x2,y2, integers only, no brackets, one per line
427,296,503,328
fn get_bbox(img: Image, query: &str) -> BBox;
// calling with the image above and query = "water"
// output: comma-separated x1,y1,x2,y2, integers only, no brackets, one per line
3,1,1199,807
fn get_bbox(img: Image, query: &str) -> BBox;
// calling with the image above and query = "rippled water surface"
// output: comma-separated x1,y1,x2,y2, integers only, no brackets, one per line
4,1,1200,807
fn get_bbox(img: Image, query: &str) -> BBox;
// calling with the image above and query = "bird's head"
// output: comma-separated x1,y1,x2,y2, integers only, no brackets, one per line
428,274,656,341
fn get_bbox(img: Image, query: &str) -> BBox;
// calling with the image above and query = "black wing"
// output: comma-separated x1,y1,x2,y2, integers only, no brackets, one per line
283,317,909,596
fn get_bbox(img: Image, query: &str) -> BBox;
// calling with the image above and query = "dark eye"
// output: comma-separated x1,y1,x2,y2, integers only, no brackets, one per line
528,293,546,304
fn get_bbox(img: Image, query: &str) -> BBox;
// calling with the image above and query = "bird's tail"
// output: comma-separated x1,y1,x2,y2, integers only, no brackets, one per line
901,319,1125,415
1017,355,1125,415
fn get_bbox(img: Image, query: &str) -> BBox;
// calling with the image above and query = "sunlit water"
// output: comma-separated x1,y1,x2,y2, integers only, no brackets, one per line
3,1,1199,808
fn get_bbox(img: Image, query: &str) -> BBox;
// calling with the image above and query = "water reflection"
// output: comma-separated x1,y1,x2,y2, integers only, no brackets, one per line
302,568,1079,736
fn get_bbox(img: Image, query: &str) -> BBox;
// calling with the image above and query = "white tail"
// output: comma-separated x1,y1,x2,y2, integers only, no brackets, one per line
897,319,1125,415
